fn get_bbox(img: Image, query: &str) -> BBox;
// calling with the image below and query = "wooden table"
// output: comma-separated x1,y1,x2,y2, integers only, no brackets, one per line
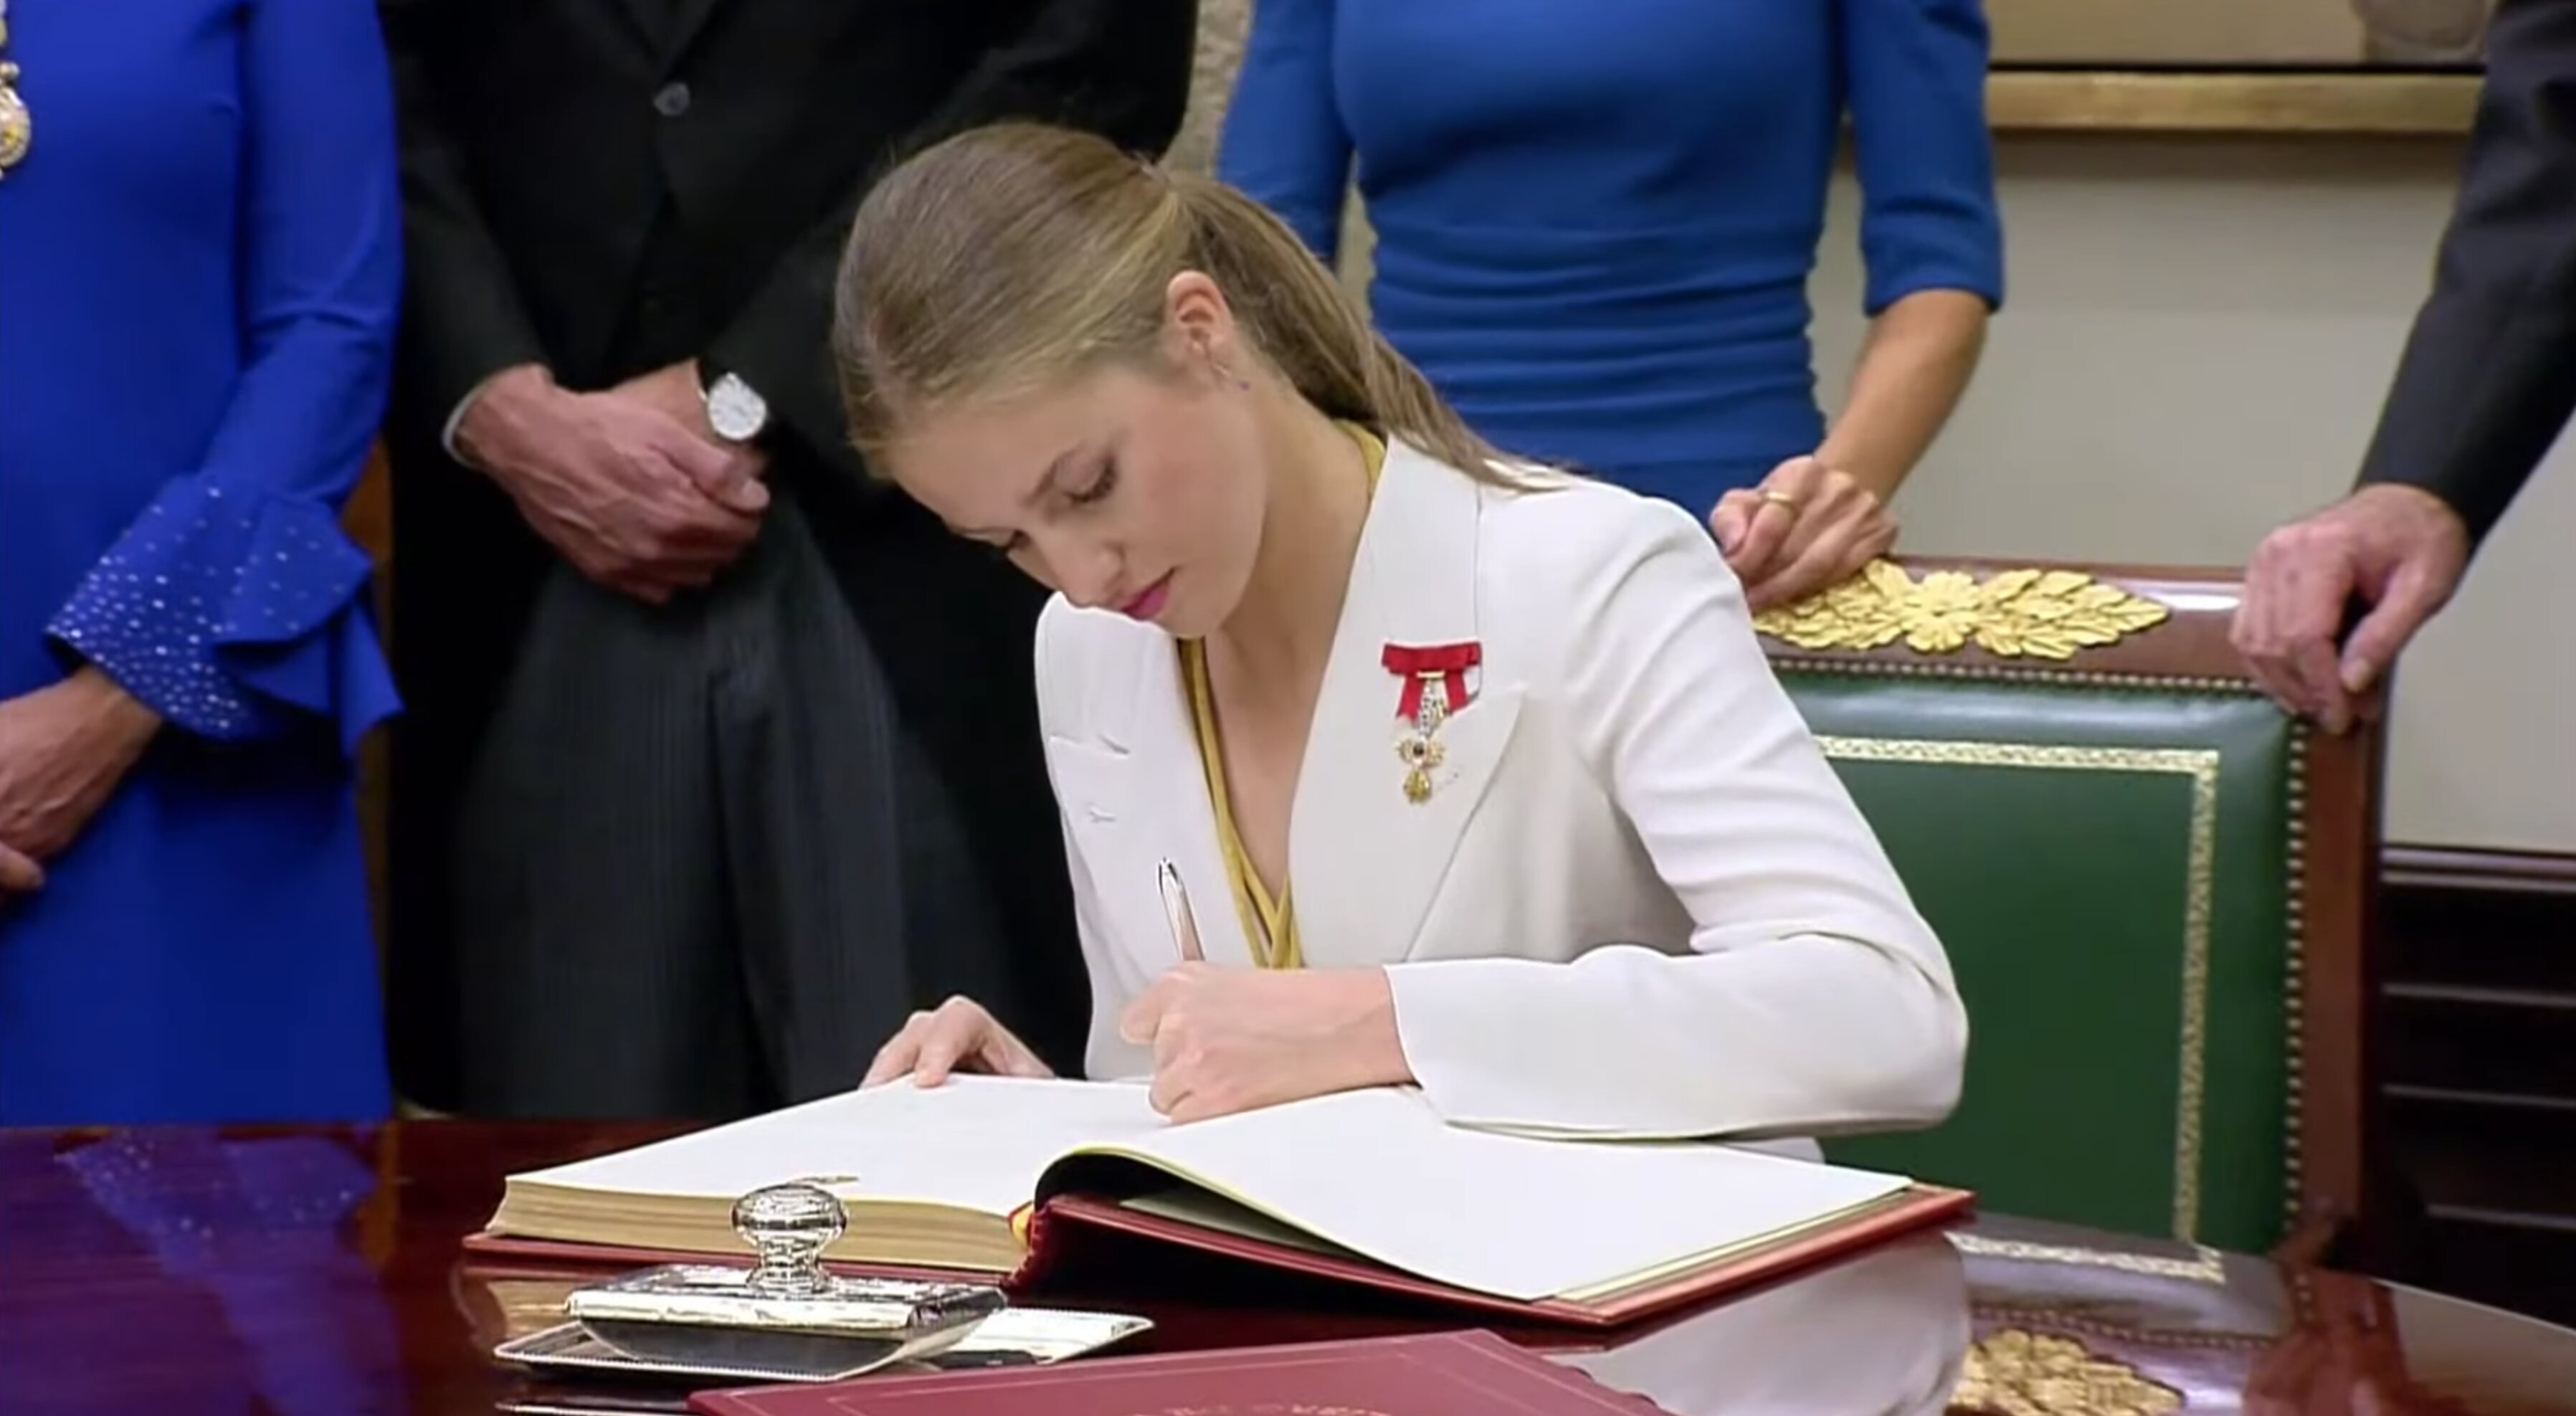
3,1120,2570,1414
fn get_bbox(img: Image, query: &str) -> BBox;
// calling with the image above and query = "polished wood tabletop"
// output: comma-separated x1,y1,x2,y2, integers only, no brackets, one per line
2,1119,2571,1415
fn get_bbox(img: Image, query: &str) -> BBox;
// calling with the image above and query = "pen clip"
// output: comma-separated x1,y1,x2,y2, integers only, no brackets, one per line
1155,857,1206,964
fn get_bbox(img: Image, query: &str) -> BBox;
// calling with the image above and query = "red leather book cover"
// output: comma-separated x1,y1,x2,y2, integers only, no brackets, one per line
687,1329,1668,1416
1007,1183,1973,1329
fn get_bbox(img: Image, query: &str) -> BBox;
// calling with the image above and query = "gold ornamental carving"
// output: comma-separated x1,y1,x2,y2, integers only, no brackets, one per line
1951,1329,2185,1416
1753,560,2170,660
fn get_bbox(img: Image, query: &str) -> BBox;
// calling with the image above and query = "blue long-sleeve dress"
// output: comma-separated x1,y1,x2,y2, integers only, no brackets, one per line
1216,0,2006,512
0,0,403,1123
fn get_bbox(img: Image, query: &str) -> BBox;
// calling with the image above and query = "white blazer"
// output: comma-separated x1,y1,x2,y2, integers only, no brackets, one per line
1033,437,1965,1143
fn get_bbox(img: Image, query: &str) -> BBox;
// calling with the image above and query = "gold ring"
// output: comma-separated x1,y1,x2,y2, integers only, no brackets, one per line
1758,490,1800,510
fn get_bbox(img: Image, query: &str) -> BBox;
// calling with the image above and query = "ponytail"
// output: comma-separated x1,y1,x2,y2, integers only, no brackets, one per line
1163,173,1521,484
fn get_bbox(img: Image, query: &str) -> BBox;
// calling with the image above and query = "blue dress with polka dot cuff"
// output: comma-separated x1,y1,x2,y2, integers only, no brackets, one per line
0,0,403,1125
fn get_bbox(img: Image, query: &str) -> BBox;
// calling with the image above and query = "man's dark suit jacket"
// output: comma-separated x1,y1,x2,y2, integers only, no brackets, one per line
2356,0,2576,543
377,0,1196,1111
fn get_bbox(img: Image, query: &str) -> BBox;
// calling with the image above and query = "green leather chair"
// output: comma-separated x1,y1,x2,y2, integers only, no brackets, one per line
1753,556,2384,1258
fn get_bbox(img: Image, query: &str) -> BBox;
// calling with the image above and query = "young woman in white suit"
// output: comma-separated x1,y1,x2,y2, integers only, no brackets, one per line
842,123,1965,1149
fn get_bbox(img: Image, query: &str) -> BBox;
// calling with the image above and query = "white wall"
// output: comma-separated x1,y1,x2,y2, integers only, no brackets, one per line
1806,136,2572,852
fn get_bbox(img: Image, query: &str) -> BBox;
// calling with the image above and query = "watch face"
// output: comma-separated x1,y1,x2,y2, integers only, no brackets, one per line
708,374,768,441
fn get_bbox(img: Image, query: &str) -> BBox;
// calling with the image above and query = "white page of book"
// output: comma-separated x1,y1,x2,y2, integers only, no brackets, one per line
509,1077,1911,1303
509,1077,1168,1218
1099,1086,1912,1302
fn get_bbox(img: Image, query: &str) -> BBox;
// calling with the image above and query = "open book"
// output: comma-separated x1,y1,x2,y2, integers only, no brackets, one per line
480,1078,1967,1327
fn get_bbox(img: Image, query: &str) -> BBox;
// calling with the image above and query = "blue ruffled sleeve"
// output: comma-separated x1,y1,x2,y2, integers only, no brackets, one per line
47,0,402,755
1215,0,1353,263
1838,0,2007,316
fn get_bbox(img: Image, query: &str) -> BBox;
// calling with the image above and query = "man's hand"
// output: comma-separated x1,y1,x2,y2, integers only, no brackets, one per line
1709,455,1898,612
608,361,771,510
2244,1270,2474,1416
455,365,766,604
2233,485,2470,733
1118,965,1411,1123
0,668,161,871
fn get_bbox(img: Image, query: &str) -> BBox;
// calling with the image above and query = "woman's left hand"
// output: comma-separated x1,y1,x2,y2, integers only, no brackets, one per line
1709,455,1898,612
0,670,161,864
1118,964,1412,1123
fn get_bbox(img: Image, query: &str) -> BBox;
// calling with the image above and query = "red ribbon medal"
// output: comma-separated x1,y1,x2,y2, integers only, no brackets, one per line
1381,641,1481,803
1380,642,1481,725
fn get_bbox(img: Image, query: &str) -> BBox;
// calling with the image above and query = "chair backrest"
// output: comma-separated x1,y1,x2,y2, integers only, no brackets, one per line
1753,556,2382,1257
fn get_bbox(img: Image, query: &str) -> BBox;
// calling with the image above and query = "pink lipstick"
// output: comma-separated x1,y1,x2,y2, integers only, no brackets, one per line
1119,573,1174,622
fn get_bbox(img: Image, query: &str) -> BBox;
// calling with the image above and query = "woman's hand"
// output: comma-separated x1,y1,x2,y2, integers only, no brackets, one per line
861,995,1055,1088
0,668,161,868
1708,455,1897,612
1118,965,1411,1123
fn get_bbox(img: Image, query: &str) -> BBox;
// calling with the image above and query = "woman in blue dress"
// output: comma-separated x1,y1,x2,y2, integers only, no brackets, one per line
1217,1,2004,610
0,0,402,1123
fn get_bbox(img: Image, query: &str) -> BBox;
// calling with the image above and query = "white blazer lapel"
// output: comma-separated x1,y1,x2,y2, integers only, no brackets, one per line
1045,632,1261,977
1290,442,1523,969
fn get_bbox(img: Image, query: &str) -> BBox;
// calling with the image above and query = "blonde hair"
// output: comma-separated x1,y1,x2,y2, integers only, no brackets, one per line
832,122,1526,485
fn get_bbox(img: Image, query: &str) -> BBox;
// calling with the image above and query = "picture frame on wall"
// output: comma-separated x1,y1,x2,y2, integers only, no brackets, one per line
1984,0,2492,135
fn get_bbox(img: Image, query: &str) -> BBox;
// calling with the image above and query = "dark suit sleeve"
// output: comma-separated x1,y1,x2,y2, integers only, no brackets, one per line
378,0,551,429
705,0,1199,480
2354,0,2576,546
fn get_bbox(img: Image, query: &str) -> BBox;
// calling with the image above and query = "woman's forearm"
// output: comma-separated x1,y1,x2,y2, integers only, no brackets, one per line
1814,288,1990,501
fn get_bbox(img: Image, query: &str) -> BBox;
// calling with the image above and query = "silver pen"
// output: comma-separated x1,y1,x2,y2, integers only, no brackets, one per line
1155,857,1206,963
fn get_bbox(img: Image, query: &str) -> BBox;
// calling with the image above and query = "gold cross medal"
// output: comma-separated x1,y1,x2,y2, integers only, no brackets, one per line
1379,641,1481,804
1395,693,1448,804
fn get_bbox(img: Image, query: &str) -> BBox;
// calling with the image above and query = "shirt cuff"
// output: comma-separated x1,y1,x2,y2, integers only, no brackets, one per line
440,368,515,464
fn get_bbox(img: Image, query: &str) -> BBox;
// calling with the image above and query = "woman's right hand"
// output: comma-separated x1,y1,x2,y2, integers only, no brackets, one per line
0,670,159,868
861,995,1055,1088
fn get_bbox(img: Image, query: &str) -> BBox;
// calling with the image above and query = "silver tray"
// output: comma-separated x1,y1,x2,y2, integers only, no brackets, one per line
496,1306,1154,1387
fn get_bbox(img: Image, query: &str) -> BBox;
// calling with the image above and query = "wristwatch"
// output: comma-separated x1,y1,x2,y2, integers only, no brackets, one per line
704,369,770,444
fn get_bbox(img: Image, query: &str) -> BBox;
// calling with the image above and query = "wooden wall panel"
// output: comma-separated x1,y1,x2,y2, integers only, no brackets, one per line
2375,845,2576,1328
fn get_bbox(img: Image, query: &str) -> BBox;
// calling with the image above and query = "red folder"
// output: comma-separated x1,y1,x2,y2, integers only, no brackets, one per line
688,1329,1666,1416
464,1182,1969,1331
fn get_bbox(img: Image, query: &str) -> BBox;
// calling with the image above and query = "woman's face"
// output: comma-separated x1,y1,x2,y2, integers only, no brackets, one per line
881,280,1271,639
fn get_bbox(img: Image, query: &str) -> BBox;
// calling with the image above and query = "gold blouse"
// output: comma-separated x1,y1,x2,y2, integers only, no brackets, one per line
1177,421,1387,970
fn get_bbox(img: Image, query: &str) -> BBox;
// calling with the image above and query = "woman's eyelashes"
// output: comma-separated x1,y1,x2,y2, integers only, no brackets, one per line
974,460,1117,558
1068,459,1120,507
